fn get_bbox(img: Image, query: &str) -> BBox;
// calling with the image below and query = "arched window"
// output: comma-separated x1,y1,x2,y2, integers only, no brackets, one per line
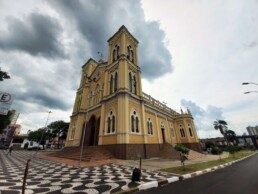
129,72,132,92
133,75,137,94
136,117,139,133
117,46,120,59
131,115,135,132
110,75,113,94
70,124,76,140
114,72,118,92
77,94,82,112
127,46,130,59
131,109,140,133
179,125,186,138
112,115,115,132
82,74,86,85
126,45,135,63
170,126,175,138
113,49,116,62
131,50,134,63
107,117,111,133
147,118,154,135
106,110,116,134
188,124,194,137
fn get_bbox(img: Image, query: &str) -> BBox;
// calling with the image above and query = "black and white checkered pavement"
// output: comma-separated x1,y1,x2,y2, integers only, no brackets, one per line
0,150,178,194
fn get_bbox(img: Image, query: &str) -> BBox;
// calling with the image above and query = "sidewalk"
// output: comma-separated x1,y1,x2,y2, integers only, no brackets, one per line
38,151,229,170
117,152,229,170
37,151,121,168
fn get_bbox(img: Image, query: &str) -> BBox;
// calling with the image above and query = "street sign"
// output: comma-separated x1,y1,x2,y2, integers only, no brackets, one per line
0,91,13,115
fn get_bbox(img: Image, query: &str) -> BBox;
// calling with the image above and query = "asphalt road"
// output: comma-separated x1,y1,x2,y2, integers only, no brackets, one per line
137,153,258,194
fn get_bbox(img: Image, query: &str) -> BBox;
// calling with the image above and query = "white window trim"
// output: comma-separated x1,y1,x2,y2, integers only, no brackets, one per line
188,123,194,138
130,108,141,134
179,124,186,139
105,109,116,135
147,118,154,136
170,125,175,138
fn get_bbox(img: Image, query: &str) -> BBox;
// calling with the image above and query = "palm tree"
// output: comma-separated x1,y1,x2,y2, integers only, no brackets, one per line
0,68,10,81
214,120,228,144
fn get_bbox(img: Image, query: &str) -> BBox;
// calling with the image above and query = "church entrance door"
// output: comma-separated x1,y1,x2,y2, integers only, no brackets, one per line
84,115,99,146
161,128,166,143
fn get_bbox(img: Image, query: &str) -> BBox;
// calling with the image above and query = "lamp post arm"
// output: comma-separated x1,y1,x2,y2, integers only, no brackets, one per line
244,91,258,94
242,82,258,85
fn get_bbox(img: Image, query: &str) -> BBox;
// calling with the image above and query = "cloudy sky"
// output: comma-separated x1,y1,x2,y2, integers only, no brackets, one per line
0,0,257,138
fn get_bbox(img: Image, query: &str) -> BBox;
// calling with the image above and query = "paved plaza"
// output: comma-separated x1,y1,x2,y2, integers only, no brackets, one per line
0,150,178,194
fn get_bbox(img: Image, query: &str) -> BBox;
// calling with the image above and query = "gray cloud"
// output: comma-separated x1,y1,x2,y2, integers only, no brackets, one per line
48,0,173,80
0,53,75,113
0,13,66,58
0,0,173,131
181,99,224,132
181,99,205,117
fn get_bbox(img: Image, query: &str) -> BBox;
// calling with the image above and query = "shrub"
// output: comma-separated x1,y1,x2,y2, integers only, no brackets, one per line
175,144,189,155
225,145,242,154
205,141,215,149
174,144,189,170
211,147,222,155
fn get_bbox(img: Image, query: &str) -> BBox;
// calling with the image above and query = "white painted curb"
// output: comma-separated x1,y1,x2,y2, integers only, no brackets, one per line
182,173,191,179
195,170,203,176
167,177,180,183
138,181,158,190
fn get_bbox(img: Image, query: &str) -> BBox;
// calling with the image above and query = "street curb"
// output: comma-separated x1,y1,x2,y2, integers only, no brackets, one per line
180,151,257,180
115,152,257,194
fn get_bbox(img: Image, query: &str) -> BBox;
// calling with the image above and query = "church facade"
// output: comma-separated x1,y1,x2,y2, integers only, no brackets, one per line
65,26,201,159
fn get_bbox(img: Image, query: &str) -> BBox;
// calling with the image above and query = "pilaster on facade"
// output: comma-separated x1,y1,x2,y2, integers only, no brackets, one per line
154,112,161,144
98,104,106,145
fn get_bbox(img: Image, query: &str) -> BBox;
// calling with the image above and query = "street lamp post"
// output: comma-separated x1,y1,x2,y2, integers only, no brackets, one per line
78,76,101,168
44,111,52,128
35,111,52,157
78,93,91,168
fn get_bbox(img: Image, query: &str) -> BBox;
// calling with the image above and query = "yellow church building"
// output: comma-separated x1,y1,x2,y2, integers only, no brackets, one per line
65,26,201,159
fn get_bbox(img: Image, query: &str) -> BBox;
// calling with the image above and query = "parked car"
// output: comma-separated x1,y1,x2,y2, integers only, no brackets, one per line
27,146,43,150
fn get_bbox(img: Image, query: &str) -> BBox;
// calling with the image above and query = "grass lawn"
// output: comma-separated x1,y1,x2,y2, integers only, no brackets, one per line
161,150,257,175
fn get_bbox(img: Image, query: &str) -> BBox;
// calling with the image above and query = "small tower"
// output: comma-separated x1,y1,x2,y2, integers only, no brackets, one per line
105,25,142,97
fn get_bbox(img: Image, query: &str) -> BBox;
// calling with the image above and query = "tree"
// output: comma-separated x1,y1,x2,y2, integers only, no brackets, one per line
0,110,13,133
47,120,69,149
213,120,228,136
0,68,10,81
205,141,215,149
28,128,52,150
225,130,237,144
175,144,189,170
214,120,229,144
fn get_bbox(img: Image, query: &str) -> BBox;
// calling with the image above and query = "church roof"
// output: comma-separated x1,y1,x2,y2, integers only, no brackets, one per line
81,58,98,68
107,25,139,44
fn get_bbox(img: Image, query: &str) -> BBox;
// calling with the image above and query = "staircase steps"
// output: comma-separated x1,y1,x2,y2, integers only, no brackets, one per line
159,143,180,160
48,146,115,162
187,149,205,160
158,143,205,161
